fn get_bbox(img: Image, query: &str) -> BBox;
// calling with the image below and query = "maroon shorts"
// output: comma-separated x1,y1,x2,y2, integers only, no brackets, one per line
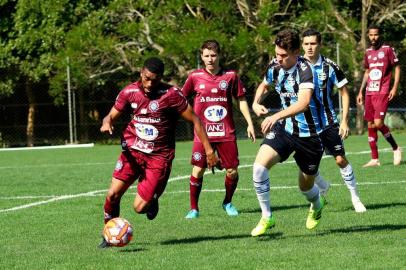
112,151,172,202
190,140,239,169
364,94,389,121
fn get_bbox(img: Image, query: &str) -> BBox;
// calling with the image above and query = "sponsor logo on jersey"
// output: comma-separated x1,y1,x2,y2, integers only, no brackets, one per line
192,152,202,161
140,108,147,114
135,123,159,141
373,57,377,61
199,96,228,103
204,105,227,122
369,68,382,80
308,164,317,171
199,84,205,89
334,145,343,151
378,51,385,59
125,88,139,93
206,123,225,137
131,103,138,109
318,72,327,81
211,88,218,93
131,138,154,153
281,92,297,98
134,116,160,123
149,101,159,112
219,80,228,90
369,62,384,67
368,55,372,59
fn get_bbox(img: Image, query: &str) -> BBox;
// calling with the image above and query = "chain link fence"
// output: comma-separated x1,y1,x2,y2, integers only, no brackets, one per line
1,84,405,148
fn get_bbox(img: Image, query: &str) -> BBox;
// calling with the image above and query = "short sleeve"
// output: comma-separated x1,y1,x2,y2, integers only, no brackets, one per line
181,75,195,98
169,87,189,114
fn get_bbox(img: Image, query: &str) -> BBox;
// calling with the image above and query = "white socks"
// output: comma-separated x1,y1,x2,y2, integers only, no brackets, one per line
253,163,272,218
340,163,359,199
301,185,321,210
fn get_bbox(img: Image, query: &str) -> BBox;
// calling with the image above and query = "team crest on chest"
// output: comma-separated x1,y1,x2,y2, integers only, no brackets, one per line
318,72,327,81
219,80,228,90
149,101,159,112
287,76,295,86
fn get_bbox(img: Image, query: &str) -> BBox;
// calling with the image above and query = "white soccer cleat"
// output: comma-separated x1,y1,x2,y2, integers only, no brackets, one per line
352,198,366,213
393,148,402,166
363,159,380,168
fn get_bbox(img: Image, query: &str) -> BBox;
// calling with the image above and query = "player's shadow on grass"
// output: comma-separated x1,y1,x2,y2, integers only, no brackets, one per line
327,224,406,234
119,247,147,253
240,204,308,214
160,232,283,245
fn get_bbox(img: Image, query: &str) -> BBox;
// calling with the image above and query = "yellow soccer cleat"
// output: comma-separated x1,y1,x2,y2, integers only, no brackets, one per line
251,216,275,237
306,196,326,230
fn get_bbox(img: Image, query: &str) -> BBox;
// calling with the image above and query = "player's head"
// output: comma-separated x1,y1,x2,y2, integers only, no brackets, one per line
200,39,220,73
367,24,381,47
302,28,322,60
274,29,300,70
141,57,164,93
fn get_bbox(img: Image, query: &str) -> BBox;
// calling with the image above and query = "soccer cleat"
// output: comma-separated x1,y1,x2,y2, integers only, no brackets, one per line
146,197,159,220
222,202,239,216
352,197,367,213
98,237,111,249
362,159,380,168
185,209,199,219
394,148,402,166
251,216,276,237
306,196,326,230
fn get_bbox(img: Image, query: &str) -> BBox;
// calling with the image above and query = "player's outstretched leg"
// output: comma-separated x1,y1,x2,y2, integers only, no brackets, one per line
339,163,366,213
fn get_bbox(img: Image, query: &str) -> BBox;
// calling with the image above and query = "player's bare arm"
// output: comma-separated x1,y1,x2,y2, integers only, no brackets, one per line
339,85,350,139
261,89,312,134
388,64,401,101
252,81,271,117
180,104,218,168
238,97,256,142
357,69,369,105
100,107,122,135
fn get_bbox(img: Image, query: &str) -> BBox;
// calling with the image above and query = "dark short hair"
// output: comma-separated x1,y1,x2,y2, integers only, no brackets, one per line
275,29,300,52
143,57,164,76
368,24,381,33
302,28,322,43
200,40,221,54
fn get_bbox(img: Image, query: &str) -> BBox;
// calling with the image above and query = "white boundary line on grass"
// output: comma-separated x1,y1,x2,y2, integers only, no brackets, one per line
0,147,402,213
0,143,94,151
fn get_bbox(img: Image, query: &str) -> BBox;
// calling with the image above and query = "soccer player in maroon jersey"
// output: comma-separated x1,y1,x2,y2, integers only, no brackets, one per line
98,57,218,247
357,25,402,167
182,40,256,219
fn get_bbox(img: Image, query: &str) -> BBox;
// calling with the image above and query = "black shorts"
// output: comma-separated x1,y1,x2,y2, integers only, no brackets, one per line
320,124,346,157
262,124,324,175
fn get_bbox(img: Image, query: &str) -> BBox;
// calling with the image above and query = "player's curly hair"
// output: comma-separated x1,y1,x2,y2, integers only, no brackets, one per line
275,29,300,52
200,40,221,54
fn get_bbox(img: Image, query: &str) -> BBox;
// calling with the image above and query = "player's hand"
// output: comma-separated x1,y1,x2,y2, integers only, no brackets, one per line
247,124,256,142
261,115,277,134
100,120,114,135
356,92,363,105
339,122,350,140
206,151,219,170
252,102,269,117
388,88,397,101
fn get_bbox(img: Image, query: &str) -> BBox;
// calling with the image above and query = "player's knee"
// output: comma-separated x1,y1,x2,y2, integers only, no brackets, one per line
335,156,348,168
226,168,238,179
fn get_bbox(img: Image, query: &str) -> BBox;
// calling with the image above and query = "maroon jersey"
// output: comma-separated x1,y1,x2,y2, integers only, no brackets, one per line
114,81,188,159
182,68,246,143
364,44,399,95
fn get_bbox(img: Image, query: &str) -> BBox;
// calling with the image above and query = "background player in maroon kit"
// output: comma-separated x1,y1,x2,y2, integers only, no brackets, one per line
357,25,402,167
182,40,256,219
99,57,218,247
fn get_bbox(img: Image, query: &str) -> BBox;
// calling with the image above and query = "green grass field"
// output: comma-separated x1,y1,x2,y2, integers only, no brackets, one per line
1,134,405,269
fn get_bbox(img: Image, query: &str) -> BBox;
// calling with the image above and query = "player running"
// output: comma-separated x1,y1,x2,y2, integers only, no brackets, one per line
251,29,326,236
99,57,218,247
302,28,366,213
182,40,256,219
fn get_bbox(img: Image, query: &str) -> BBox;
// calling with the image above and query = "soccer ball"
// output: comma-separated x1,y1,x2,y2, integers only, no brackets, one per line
103,217,133,247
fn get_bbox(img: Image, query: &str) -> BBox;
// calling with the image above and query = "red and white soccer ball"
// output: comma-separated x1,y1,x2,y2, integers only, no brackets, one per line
103,217,133,247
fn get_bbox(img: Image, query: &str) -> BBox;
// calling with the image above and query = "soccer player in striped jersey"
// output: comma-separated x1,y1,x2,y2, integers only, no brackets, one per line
357,25,401,167
251,29,326,236
302,28,366,213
